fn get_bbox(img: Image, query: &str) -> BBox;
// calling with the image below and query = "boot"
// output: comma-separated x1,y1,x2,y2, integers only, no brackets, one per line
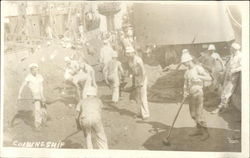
200,126,209,141
189,124,202,136
134,113,142,119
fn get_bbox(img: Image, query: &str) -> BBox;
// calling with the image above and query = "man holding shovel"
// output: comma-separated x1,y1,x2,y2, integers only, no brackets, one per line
181,49,212,141
77,88,108,149
211,43,241,114
18,63,47,131
163,50,211,145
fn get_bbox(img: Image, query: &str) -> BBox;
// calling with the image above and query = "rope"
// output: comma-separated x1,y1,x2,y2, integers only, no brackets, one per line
226,6,242,29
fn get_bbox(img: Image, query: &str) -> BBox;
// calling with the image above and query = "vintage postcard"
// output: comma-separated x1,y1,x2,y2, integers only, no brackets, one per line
1,1,249,158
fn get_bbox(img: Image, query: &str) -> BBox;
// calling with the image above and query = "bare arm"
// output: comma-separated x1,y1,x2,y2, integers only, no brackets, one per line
219,59,225,70
18,81,28,99
231,66,241,74
183,74,189,99
118,62,124,77
72,74,82,100
197,66,212,81
216,56,225,71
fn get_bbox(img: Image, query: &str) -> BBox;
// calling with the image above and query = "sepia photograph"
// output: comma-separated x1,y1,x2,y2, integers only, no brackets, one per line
0,1,249,158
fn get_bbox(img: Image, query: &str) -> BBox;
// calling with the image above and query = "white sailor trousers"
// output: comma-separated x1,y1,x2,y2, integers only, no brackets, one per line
135,77,150,118
219,72,240,108
112,86,119,102
33,101,42,128
107,74,120,103
80,118,108,149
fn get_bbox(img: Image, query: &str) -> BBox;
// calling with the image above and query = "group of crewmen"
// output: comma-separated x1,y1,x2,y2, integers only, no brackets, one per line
198,43,241,114
17,38,241,149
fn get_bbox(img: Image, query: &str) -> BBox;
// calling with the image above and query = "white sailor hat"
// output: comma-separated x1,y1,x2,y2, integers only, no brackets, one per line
29,63,39,69
231,43,241,50
125,47,135,53
181,50,193,63
103,40,109,44
208,44,216,51
182,49,189,54
64,56,71,62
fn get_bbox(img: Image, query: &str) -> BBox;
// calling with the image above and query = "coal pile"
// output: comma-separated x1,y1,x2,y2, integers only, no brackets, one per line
147,70,185,103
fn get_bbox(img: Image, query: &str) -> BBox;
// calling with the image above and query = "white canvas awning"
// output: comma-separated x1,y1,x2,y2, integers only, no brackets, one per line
132,3,235,45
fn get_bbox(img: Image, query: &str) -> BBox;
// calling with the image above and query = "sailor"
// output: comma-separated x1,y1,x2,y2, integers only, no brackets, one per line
77,88,108,149
206,44,225,88
99,40,114,71
211,43,241,114
103,51,124,104
181,49,212,141
207,44,224,70
126,46,150,120
64,56,79,82
198,45,225,94
18,63,47,130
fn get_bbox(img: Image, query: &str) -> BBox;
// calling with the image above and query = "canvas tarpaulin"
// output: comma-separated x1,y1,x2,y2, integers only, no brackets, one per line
132,3,235,46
